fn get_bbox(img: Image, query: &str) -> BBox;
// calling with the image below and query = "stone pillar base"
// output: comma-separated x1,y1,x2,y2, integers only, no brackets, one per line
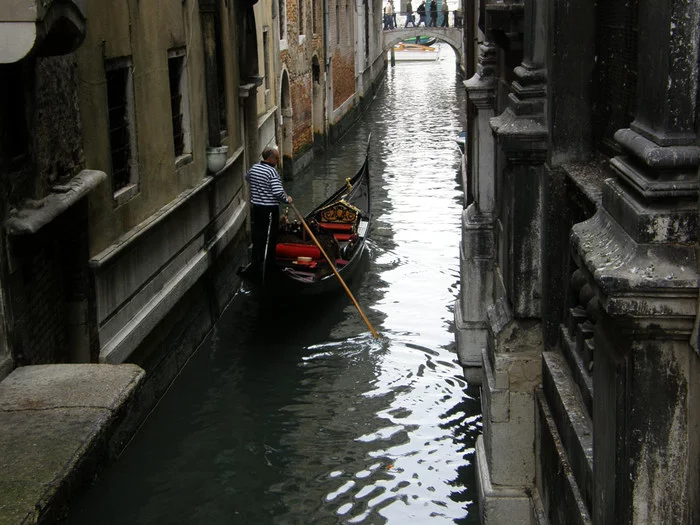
476,436,538,525
454,297,487,366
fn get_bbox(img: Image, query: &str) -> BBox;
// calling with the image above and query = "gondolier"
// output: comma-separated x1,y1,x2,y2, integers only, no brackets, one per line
245,147,293,275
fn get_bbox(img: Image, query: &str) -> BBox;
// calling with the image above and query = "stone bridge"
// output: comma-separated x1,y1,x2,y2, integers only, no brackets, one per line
383,22,464,68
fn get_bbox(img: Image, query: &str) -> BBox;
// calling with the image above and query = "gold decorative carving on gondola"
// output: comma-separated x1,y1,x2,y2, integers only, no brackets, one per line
315,199,360,223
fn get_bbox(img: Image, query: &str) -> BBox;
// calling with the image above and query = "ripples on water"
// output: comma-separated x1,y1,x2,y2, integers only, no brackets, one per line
67,44,482,525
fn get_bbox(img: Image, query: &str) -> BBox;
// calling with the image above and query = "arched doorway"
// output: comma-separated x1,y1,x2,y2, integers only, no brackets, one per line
280,69,293,179
312,55,325,151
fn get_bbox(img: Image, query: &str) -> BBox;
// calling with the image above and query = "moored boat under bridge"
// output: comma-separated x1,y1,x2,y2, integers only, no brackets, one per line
382,19,464,69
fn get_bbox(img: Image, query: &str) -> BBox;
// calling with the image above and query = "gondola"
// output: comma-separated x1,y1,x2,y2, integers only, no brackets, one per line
241,135,371,295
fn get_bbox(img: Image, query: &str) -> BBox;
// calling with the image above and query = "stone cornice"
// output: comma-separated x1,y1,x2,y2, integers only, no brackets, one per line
464,75,495,109
570,209,699,333
614,129,700,171
6,170,106,235
490,106,547,162
609,156,699,199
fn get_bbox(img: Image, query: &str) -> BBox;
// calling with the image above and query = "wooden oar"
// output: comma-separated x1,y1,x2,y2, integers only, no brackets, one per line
289,202,380,339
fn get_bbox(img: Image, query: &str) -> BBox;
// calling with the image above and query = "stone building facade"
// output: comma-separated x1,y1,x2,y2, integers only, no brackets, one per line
456,0,700,523
0,0,272,402
278,0,385,177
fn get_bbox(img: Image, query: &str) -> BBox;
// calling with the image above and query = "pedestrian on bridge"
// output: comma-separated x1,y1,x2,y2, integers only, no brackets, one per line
428,0,437,26
440,0,449,27
384,1,395,29
405,0,416,27
416,1,427,26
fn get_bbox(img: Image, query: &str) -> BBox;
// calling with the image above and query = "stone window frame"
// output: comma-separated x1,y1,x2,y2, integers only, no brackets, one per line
263,27,271,103
104,56,139,205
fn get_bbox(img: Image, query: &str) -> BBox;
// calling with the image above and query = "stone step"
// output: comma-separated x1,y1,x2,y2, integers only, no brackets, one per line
541,350,593,515
0,364,144,524
559,325,593,416
536,388,592,525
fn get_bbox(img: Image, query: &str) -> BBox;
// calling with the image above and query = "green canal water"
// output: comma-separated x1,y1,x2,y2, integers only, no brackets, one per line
68,45,481,525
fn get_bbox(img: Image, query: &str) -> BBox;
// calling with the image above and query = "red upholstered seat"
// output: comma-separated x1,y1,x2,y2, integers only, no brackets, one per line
317,222,353,232
276,243,322,259
333,233,355,242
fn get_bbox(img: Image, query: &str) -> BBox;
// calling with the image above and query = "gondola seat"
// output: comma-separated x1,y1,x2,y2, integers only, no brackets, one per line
317,222,354,232
332,233,356,242
276,243,322,260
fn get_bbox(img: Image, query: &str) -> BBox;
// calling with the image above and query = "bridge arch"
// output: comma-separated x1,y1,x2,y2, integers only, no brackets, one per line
383,27,463,67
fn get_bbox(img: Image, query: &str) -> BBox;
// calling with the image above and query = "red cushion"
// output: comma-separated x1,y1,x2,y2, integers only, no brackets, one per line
333,233,355,242
317,222,353,232
276,243,322,259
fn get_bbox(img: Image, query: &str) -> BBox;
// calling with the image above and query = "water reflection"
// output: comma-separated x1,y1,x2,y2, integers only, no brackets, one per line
67,44,481,525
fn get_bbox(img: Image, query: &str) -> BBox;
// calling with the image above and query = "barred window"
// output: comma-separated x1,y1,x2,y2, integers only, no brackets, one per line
167,48,192,163
105,57,138,197
263,28,271,91
299,0,305,35
213,12,228,135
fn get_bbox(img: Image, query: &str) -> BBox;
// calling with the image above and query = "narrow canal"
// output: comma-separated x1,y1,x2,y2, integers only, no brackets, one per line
68,45,481,524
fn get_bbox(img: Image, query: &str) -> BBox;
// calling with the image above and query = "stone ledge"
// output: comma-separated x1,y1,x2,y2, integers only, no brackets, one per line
536,389,592,525
0,364,144,524
541,351,593,511
558,327,593,415
454,299,487,371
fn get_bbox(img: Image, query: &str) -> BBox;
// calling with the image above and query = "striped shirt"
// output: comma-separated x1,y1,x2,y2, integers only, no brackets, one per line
245,161,289,206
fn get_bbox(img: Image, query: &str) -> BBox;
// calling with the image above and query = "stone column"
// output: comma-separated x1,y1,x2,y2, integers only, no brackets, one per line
475,0,548,522
455,41,497,379
570,0,700,522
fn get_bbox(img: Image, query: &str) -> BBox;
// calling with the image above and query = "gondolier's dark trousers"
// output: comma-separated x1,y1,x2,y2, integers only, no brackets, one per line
251,204,280,272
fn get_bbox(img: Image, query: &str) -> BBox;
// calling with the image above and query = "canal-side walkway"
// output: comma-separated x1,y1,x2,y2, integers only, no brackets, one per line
0,364,144,524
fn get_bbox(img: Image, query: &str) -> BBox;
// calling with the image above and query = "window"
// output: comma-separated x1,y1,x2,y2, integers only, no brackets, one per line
105,57,138,197
167,48,192,164
263,29,271,91
299,0,305,35
312,0,317,34
213,12,228,135
345,0,349,42
336,1,340,44
279,0,286,40
364,0,369,60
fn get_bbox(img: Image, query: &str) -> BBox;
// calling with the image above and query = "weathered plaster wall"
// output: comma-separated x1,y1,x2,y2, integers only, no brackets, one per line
77,0,210,256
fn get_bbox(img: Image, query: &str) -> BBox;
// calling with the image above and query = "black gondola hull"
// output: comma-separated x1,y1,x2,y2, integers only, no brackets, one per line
242,135,372,296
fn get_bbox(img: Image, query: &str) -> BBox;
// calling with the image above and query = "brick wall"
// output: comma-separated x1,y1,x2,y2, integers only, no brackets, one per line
291,73,314,154
332,54,356,111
